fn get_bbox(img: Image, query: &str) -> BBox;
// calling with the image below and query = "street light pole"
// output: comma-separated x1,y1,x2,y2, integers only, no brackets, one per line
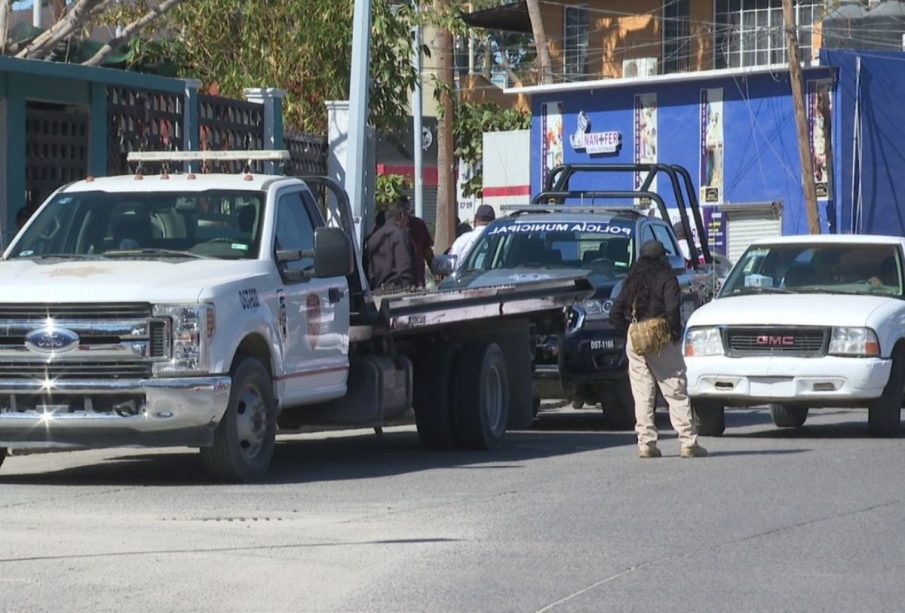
347,0,373,247
413,2,424,219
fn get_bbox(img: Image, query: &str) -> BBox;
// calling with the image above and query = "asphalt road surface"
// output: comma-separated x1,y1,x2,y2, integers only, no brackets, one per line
2,406,904,612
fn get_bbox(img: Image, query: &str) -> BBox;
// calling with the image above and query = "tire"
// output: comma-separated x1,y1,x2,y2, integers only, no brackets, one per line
770,404,809,428
601,376,635,431
0,447,6,470
201,357,276,482
869,345,905,437
413,343,460,449
451,342,510,450
691,399,725,436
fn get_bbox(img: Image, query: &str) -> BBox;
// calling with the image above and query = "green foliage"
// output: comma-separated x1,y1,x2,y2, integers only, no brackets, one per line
454,102,530,198
375,174,410,211
142,0,419,134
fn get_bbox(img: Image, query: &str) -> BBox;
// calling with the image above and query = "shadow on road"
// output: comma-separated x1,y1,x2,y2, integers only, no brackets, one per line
0,421,636,486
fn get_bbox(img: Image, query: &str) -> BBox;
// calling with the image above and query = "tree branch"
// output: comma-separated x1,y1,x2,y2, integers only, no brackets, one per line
0,0,10,55
15,0,105,59
83,0,183,66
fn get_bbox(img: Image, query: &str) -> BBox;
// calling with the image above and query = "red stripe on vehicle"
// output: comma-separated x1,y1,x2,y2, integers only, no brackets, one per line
483,185,531,197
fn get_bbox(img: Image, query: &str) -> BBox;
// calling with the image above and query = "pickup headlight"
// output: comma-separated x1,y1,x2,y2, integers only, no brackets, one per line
566,299,613,335
684,326,723,357
152,304,216,375
828,327,880,357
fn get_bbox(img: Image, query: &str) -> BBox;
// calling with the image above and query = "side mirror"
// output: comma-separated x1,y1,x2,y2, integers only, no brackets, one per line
668,254,687,274
313,227,354,278
432,253,457,276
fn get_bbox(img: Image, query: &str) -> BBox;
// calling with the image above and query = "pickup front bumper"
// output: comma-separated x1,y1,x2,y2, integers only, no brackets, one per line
0,376,231,448
686,355,892,405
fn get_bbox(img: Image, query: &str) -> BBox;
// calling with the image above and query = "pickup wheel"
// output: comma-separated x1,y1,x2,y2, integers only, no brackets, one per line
413,343,460,449
451,342,510,449
691,399,725,436
601,376,635,430
868,346,905,437
770,404,809,428
201,357,276,482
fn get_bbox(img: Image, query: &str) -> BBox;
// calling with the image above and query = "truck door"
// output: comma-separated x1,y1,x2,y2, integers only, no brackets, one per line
272,188,349,406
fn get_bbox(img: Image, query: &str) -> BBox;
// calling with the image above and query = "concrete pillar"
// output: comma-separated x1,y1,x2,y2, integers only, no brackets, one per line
326,100,375,249
183,79,201,166
244,87,286,174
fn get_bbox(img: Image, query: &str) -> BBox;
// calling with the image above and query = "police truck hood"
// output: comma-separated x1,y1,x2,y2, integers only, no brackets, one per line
441,266,591,291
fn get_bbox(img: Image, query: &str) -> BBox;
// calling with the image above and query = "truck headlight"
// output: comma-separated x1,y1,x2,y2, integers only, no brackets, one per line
684,326,723,357
583,298,613,319
829,327,880,357
152,304,216,375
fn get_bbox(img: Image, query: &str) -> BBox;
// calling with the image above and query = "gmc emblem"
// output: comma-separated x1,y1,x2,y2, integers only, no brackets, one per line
755,335,795,346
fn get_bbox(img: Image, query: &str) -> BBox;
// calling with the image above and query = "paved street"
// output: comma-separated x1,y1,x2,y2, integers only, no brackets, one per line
2,407,905,612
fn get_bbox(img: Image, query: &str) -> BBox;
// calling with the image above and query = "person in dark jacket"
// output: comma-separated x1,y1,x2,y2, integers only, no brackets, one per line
399,196,434,288
609,239,707,459
366,205,415,291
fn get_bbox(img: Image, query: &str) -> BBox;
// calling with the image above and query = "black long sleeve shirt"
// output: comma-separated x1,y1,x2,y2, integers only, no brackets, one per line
367,223,415,290
609,269,683,341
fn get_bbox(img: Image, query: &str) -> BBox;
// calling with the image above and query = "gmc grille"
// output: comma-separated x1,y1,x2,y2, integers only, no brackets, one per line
725,327,828,357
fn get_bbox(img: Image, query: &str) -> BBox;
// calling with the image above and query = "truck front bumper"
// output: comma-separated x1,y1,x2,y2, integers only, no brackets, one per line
0,376,231,448
686,355,891,405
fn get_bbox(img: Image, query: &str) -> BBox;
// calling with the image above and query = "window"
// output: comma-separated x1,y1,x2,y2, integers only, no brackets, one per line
715,0,819,69
564,6,589,80
275,191,318,276
663,0,690,74
650,224,679,257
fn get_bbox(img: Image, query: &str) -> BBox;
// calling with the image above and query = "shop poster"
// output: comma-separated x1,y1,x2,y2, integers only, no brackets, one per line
634,93,658,196
541,101,564,189
807,79,832,201
700,88,724,204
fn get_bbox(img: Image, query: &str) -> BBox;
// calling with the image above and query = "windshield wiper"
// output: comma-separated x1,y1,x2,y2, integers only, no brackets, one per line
24,253,101,260
728,286,791,295
103,248,212,260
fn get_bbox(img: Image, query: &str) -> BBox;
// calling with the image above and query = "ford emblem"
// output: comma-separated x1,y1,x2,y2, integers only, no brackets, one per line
24,327,80,354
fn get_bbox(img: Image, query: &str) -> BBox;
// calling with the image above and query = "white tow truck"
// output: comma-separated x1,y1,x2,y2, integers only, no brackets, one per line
0,151,592,481
684,234,905,437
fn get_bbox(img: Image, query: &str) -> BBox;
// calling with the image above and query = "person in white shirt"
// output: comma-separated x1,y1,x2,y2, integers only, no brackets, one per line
448,204,496,268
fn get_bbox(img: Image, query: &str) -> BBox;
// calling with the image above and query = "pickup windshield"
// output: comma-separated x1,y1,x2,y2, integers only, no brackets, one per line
461,218,634,276
720,243,904,298
7,190,265,260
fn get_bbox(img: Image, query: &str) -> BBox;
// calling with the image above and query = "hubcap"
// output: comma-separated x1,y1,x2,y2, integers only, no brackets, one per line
235,382,267,458
484,362,505,434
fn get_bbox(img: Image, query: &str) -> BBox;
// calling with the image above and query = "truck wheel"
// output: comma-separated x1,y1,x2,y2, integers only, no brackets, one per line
451,342,510,449
770,404,809,428
413,343,460,449
201,357,276,482
869,346,905,437
691,399,725,436
0,447,6,469
601,377,635,430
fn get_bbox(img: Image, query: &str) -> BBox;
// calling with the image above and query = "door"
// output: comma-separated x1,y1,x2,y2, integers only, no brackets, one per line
273,188,349,406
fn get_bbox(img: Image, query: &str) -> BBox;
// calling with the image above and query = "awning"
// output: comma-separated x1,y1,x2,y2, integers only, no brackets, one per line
461,1,532,34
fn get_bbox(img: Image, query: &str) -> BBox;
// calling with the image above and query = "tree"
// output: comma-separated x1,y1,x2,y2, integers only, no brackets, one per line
525,0,551,84
137,0,419,135
2,0,182,62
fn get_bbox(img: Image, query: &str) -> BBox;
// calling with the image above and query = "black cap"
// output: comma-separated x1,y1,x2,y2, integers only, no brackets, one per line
475,204,496,222
640,239,666,258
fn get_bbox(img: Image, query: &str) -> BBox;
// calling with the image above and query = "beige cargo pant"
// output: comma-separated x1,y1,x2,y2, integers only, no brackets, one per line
625,325,698,449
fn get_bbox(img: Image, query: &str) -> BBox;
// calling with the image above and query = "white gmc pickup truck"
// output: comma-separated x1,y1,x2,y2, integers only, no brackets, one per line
684,235,905,437
0,151,591,481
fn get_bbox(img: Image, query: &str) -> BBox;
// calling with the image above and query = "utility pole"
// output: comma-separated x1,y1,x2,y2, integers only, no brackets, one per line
782,0,821,234
348,0,373,247
413,1,424,219
433,0,456,252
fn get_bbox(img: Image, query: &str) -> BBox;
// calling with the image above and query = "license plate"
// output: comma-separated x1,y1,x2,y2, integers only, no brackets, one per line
590,339,616,351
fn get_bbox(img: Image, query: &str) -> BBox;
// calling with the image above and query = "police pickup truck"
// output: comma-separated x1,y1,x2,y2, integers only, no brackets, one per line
440,163,724,428
0,151,592,481
685,235,905,437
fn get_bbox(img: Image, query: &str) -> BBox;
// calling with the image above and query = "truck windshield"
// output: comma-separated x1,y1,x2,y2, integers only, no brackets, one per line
461,218,634,276
720,243,904,298
7,190,265,260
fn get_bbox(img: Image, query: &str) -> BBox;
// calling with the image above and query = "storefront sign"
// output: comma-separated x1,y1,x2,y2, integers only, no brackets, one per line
634,93,658,194
541,101,564,188
570,110,621,154
807,79,833,201
700,88,724,204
